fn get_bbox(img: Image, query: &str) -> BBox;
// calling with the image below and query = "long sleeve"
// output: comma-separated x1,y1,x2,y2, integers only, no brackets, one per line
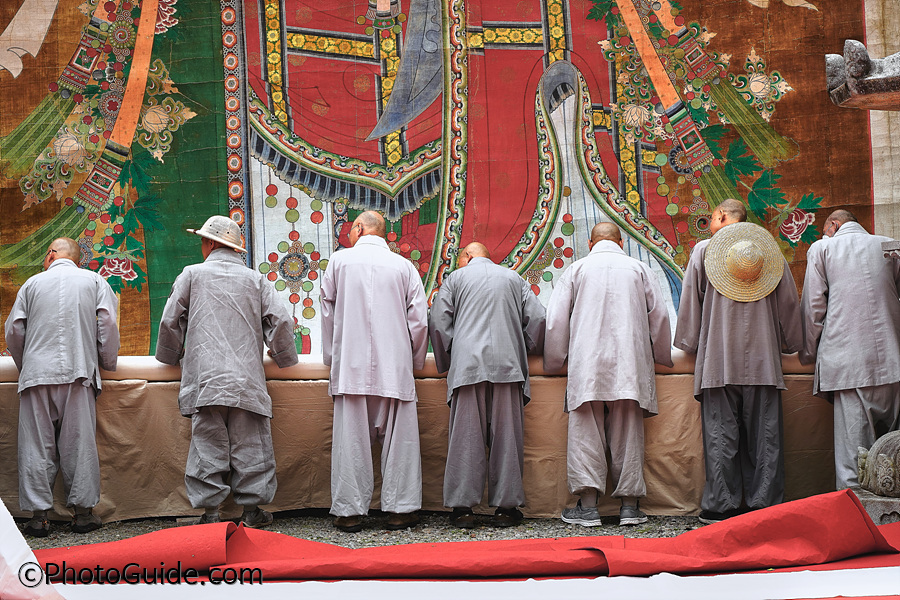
428,277,455,374
261,282,299,368
320,261,336,367
673,249,705,354
776,261,802,354
520,279,546,355
96,278,120,371
4,290,28,371
407,269,429,371
645,268,674,367
799,243,828,365
542,268,573,372
155,274,190,365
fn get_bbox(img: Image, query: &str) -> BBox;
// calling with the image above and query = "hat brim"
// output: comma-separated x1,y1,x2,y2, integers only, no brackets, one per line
187,228,247,253
704,222,784,303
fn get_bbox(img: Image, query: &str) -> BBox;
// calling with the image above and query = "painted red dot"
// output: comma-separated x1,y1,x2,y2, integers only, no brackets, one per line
381,29,390,38
87,48,99,58
113,224,124,234
387,232,397,242
88,212,97,220
90,134,100,143
82,116,92,125
681,206,690,214
657,38,667,47
289,293,300,304
419,262,429,273
562,213,573,223
712,159,720,167
302,298,313,307
693,171,702,178
103,130,111,139
266,184,278,196
553,237,564,248
104,44,112,53
400,242,410,253
268,252,278,262
674,16,685,26
114,62,123,71
553,258,564,269
649,14,658,23
122,1,131,10
310,211,324,224
113,196,124,206
286,196,298,209
84,228,93,236
103,236,115,246
688,240,697,248
288,230,300,241
686,72,696,81
563,247,574,258
685,92,695,100
96,61,106,70
610,6,619,14
49,82,59,92
65,198,74,206
531,284,541,295
100,213,111,223
74,94,83,103
104,1,115,11
702,85,711,93
308,271,318,281
311,251,320,261
107,11,116,21
620,36,631,46
89,260,99,270
668,35,679,46
267,272,278,281
676,221,689,233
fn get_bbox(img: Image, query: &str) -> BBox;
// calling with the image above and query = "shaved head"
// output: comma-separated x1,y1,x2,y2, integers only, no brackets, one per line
44,237,81,270
590,222,622,244
823,209,858,237
349,210,387,246
716,198,747,223
458,241,490,267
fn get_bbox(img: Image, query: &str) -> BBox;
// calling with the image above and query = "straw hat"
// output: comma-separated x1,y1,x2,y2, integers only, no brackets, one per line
704,222,783,302
187,215,246,253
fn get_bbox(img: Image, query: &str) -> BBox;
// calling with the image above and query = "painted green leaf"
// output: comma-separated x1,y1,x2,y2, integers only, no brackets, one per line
797,192,823,211
587,0,613,21
106,275,124,294
702,124,728,159
800,224,821,245
686,101,709,127
125,234,145,258
724,138,762,185
747,169,785,219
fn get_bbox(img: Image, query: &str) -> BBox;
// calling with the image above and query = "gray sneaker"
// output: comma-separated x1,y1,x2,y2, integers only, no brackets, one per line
619,504,648,526
561,501,603,527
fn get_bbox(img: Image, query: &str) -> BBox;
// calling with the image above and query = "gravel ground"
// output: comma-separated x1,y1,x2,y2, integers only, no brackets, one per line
21,509,703,551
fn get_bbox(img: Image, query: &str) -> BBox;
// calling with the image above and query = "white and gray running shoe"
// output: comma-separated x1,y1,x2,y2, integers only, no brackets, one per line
619,503,648,526
561,501,603,527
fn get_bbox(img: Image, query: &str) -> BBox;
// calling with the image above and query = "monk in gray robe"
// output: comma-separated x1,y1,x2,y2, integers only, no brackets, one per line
800,209,900,489
321,210,428,533
5,237,119,537
674,199,801,524
157,215,298,528
429,242,546,528
544,223,672,527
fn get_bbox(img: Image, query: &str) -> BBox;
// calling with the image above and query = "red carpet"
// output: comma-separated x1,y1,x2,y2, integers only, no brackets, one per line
34,490,900,582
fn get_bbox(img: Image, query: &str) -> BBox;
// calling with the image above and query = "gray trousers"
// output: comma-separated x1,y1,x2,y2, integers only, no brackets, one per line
700,385,784,512
833,383,900,489
331,395,422,517
567,399,646,499
185,405,276,508
18,381,100,512
443,382,525,509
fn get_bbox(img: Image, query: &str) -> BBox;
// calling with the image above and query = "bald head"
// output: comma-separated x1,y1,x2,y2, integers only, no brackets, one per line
349,210,387,245
590,222,622,244
44,237,81,270
823,209,857,237
710,198,747,234
458,242,490,267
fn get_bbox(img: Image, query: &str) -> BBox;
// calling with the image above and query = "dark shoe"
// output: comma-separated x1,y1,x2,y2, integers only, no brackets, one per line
385,511,420,531
449,507,476,529
194,512,221,525
241,508,273,529
333,515,364,533
490,507,523,528
23,517,50,538
619,503,648,526
71,510,102,534
698,508,742,525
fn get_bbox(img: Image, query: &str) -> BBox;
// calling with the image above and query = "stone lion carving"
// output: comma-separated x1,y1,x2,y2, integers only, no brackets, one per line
858,430,900,497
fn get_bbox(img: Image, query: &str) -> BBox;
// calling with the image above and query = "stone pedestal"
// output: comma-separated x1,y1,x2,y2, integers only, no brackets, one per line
851,487,900,525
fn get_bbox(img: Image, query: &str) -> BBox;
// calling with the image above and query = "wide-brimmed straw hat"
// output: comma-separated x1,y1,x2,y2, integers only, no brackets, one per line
187,215,246,253
704,222,783,302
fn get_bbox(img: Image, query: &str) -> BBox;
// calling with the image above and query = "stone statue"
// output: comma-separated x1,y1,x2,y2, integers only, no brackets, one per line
826,40,900,110
858,430,900,497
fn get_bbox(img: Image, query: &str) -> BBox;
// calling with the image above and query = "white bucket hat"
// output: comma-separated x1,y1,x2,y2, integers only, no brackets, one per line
187,215,246,253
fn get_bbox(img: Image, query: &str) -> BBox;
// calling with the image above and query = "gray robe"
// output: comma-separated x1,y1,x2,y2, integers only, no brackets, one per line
543,241,673,414
156,248,298,417
5,258,119,392
428,256,546,403
799,221,900,395
674,238,802,399
320,235,428,400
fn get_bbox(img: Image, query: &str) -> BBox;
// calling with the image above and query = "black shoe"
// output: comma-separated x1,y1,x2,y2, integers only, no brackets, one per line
23,517,50,538
449,507,476,529
698,508,743,524
490,507,523,528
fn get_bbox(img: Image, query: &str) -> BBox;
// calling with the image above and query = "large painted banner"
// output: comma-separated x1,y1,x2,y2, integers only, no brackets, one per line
0,0,871,355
